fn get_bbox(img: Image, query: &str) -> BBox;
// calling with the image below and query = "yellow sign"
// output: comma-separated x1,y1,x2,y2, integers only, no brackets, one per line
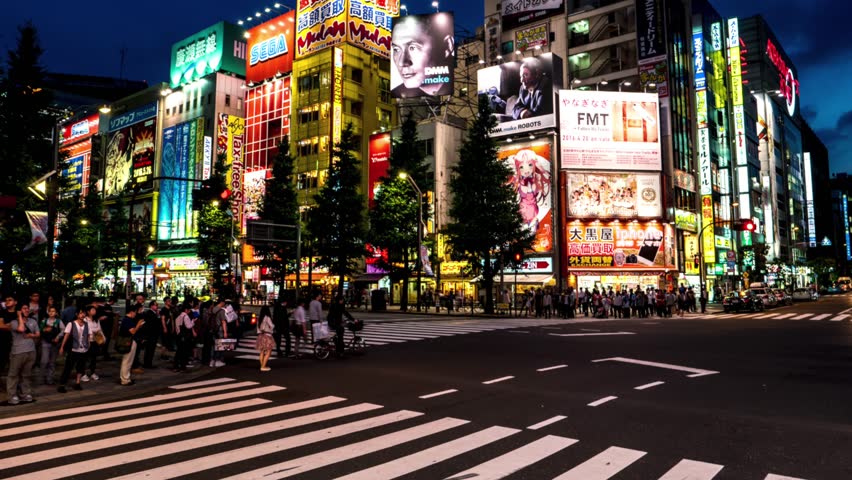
296,0,400,59
684,234,700,275
331,47,344,151
701,194,716,263
715,235,733,249
440,261,467,276
348,0,400,58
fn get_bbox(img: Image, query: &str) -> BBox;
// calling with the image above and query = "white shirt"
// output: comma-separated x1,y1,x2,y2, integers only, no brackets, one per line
64,321,89,353
175,312,194,333
85,318,101,339
308,300,322,321
293,306,306,325
258,315,274,335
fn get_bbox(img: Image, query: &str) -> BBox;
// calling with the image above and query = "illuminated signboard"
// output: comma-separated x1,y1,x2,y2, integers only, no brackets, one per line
501,0,563,30
498,140,553,253
104,104,157,197
169,22,247,88
635,0,666,62
559,90,661,171
331,47,344,152
295,0,347,58
693,25,714,264
217,114,246,222
391,12,455,98
368,132,391,207
246,12,296,83
60,138,93,195
710,22,722,51
243,169,268,229
108,102,157,132
697,127,711,195
566,172,662,219
159,117,205,240
728,18,747,171
515,22,548,52
60,114,100,145
504,257,553,274
675,208,698,232
804,152,816,248
565,221,675,269
692,30,705,90
348,0,400,57
766,38,799,117
845,195,850,261
701,195,715,263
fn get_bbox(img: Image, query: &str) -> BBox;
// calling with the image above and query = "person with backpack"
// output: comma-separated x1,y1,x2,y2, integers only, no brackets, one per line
173,303,195,372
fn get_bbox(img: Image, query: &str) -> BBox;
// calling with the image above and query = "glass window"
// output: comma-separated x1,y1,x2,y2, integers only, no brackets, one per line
225,94,231,107
350,68,363,83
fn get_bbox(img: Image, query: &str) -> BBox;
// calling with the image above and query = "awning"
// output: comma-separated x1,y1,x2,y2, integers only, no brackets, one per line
149,246,197,259
472,274,554,285
351,273,387,283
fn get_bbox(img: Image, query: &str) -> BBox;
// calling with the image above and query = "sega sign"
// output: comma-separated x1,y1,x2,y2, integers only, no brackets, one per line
108,102,158,132
60,113,100,144
250,34,289,65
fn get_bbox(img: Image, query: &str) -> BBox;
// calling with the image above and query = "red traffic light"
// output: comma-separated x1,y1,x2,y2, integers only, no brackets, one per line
734,219,756,231
514,253,522,262
220,189,232,200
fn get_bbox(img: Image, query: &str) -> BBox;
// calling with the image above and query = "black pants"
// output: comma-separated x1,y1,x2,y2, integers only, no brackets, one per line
0,336,10,375
201,331,213,365
143,335,159,367
87,343,100,373
273,328,291,357
101,322,113,359
333,323,345,354
174,336,191,370
60,351,87,385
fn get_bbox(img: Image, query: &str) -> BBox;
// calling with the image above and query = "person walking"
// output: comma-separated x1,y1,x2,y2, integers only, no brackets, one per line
173,303,195,372
326,296,351,356
542,289,552,319
291,299,307,358
83,305,103,382
118,305,145,386
256,305,275,371
272,299,290,359
208,298,229,368
308,293,323,341
39,306,64,385
6,305,39,405
700,287,708,313
57,309,90,393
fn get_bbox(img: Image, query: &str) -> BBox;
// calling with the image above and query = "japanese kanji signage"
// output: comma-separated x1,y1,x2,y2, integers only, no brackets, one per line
565,221,674,269
635,0,665,62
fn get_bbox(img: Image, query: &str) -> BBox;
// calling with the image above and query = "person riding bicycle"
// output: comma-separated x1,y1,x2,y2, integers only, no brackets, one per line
326,296,352,356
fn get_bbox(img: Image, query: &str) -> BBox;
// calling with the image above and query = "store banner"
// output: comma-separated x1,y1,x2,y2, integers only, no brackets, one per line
217,114,246,222
246,11,296,83
515,22,548,52
504,256,553,274
701,195,716,263
566,172,661,218
502,0,563,30
565,221,675,269
296,0,348,58
243,169,267,231
104,116,156,197
635,0,666,62
169,22,246,88
559,90,661,171
23,211,48,251
498,140,553,253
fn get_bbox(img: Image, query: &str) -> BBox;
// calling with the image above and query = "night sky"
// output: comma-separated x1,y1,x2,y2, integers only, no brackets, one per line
4,0,850,173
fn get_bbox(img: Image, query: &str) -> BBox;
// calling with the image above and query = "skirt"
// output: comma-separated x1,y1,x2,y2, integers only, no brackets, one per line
256,333,276,352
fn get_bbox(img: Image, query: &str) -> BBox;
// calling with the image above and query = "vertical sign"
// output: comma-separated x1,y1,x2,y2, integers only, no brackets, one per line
845,194,851,261
202,136,213,180
331,47,344,156
804,152,816,248
694,24,714,264
635,0,669,97
728,18,749,219
218,113,246,221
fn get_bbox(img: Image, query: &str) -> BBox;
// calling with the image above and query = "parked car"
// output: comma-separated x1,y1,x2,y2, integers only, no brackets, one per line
772,289,793,306
723,292,764,313
749,283,778,308
791,288,818,301
827,285,842,294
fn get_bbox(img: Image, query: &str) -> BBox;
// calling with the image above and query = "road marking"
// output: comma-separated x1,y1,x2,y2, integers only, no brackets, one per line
580,328,602,332
419,389,458,399
593,357,720,378
537,364,568,372
774,313,797,319
0,396,354,472
830,314,849,322
641,322,660,325
551,332,636,337
658,459,724,479
811,314,831,320
755,313,779,319
507,330,530,333
587,396,618,407
2,398,271,452
0,384,284,438
0,380,264,428
334,426,520,480
219,417,468,480
764,475,807,480
483,376,515,385
552,446,646,479
446,434,578,480
634,381,665,391
714,314,734,318
791,313,813,320
542,326,563,330
169,377,235,389
527,415,567,430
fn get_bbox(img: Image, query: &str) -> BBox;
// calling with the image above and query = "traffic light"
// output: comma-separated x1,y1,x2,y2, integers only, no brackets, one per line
732,219,756,232
514,252,522,263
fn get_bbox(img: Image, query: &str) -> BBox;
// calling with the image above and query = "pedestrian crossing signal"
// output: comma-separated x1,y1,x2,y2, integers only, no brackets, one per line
733,219,756,231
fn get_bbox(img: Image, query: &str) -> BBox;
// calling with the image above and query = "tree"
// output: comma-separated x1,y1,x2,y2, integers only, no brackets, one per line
368,115,432,311
196,155,234,294
256,140,300,298
55,183,104,289
101,193,130,293
444,95,533,314
0,23,55,293
308,123,367,297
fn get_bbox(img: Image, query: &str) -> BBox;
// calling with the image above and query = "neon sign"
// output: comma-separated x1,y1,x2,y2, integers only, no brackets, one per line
766,39,799,116
250,34,289,65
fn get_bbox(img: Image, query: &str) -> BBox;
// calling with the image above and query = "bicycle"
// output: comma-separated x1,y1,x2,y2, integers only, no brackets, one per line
313,318,367,360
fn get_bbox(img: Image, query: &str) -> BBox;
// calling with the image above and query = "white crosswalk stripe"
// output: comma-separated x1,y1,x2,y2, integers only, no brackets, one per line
829,314,848,322
792,313,813,320
1,379,814,480
717,311,850,322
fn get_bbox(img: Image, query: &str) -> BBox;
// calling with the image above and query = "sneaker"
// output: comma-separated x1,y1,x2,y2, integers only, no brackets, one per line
57,386,67,393
209,361,215,367
214,360,226,367
7,396,19,405
72,383,82,391
260,367,271,372
21,394,33,403
81,375,91,382
90,373,100,381
121,380,135,386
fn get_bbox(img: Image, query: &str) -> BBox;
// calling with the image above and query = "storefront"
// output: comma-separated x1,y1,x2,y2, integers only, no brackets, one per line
438,261,476,299
153,257,210,297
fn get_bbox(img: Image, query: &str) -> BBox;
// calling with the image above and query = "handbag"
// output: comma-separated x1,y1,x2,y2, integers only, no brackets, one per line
114,335,132,354
93,330,106,346
312,321,330,341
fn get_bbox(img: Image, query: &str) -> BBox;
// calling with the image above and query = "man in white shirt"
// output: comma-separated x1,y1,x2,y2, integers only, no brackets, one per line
292,299,307,358
308,293,323,343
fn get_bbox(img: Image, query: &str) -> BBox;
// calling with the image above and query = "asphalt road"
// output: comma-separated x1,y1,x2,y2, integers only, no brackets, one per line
2,294,852,479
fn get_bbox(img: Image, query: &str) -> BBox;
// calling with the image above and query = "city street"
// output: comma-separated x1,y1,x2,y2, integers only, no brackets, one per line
2,294,852,479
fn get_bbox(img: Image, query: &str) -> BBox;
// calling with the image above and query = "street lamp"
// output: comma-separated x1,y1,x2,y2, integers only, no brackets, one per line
432,1,439,12
399,172,424,312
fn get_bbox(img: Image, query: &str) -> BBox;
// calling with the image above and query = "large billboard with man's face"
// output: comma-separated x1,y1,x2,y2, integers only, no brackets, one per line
559,90,661,171
390,12,455,99
498,140,553,253
478,53,562,137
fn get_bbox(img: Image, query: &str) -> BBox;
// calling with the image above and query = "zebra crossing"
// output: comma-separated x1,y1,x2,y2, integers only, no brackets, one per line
714,311,852,322
0,377,809,480
234,317,595,361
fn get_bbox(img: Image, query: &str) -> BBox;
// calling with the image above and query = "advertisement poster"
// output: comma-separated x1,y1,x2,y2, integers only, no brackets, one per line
104,118,156,197
60,114,99,145
348,0,399,58
368,132,391,207
565,221,675,269
243,169,268,230
515,23,548,52
501,0,563,30
478,53,562,137
638,60,669,97
498,140,552,253
217,114,246,222
566,172,662,218
559,90,661,171
170,21,246,88
296,0,347,58
159,118,204,240
246,11,296,84
390,12,455,98
60,139,92,195
635,0,666,62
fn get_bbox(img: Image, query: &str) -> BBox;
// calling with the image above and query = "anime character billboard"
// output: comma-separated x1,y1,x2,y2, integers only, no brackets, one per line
498,140,553,253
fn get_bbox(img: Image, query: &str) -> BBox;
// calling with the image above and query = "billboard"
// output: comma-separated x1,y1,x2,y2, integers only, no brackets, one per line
169,22,247,88
515,23,548,52
390,12,455,98
559,90,661,171
478,53,562,137
566,172,662,218
246,12,296,84
104,117,156,197
635,0,666,62
368,132,391,207
60,139,93,195
60,114,100,145
501,0,563,30
243,169,268,231
498,140,553,253
295,0,347,58
348,0,399,57
158,118,205,240
217,114,246,222
565,220,675,269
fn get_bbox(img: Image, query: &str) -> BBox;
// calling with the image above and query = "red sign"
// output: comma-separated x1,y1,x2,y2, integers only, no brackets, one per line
60,114,100,145
766,39,799,116
368,132,391,207
246,11,296,84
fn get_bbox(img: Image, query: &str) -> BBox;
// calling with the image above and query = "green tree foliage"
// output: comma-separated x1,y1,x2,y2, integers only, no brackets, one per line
56,184,104,288
0,23,55,292
742,243,769,283
368,115,432,310
101,193,130,292
256,140,300,296
308,123,367,297
444,95,533,314
196,155,234,294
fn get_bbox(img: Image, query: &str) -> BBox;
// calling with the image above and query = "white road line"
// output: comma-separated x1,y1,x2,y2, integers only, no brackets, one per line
483,376,515,385
527,415,567,430
537,364,568,372
169,378,235,389
0,380,263,428
419,389,458,399
774,313,797,319
830,314,849,322
0,396,353,472
4,398,270,451
811,313,831,320
0,384,282,438
634,381,665,391
334,425,520,480
593,357,719,378
552,446,647,479
221,417,468,480
580,328,602,332
507,330,531,333
358,331,440,339
641,322,661,324
587,396,618,407
792,313,813,320
114,410,425,480
755,313,779,319
658,459,724,479
764,475,807,480
551,332,636,337
713,314,734,318
446,434,578,480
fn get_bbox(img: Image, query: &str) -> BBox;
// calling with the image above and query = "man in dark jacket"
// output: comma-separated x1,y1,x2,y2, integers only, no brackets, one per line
272,298,290,358
326,296,351,356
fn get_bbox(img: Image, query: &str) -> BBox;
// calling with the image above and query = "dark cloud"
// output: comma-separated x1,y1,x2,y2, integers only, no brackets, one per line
816,110,852,173
801,104,818,123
